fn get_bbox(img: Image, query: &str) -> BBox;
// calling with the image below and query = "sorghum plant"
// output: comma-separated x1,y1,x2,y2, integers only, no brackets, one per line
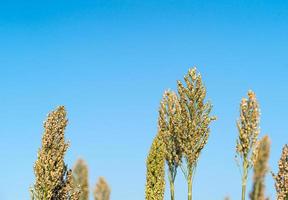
236,91,260,200
73,159,89,200
94,177,111,200
250,135,270,200
31,106,80,200
145,135,165,200
177,68,216,200
158,90,182,200
273,144,288,200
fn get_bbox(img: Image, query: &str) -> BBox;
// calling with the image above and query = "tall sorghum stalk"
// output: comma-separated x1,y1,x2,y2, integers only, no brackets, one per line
145,135,165,200
236,91,260,200
31,106,79,200
273,144,288,200
177,68,216,200
94,177,111,200
158,91,182,200
250,136,270,200
73,159,89,200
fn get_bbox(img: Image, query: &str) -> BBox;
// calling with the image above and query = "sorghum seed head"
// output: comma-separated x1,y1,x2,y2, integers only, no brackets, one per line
31,106,80,200
73,159,89,200
177,67,216,166
236,90,260,162
273,144,288,200
250,135,270,200
94,177,111,200
158,90,182,171
145,135,165,200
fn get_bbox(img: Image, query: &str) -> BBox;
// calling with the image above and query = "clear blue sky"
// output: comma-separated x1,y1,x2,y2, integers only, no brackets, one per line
0,1,287,199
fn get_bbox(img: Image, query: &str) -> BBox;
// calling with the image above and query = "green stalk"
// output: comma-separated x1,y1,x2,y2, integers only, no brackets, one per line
241,159,248,200
169,179,175,200
168,170,175,200
241,182,246,200
187,166,193,200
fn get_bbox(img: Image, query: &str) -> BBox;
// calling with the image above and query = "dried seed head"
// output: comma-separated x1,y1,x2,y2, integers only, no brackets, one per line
31,106,80,200
250,135,270,200
158,90,182,174
57,169,81,200
273,144,288,200
236,90,260,161
145,135,165,200
177,67,216,166
94,177,111,200
73,159,89,200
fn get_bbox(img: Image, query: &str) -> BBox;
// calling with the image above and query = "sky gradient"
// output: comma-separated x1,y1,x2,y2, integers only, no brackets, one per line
0,1,288,199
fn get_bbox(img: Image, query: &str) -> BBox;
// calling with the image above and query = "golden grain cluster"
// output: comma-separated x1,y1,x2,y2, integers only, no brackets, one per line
145,135,165,200
250,135,270,200
31,106,110,200
177,68,215,200
236,91,261,200
236,91,260,158
73,159,89,200
158,91,182,200
274,145,288,200
31,106,80,200
94,177,111,200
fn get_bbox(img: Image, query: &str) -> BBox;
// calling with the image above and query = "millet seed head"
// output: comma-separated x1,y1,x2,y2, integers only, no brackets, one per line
73,159,89,200
31,106,80,200
236,90,260,162
250,135,270,200
176,67,216,166
274,144,288,200
145,135,165,200
158,90,182,171
94,177,111,200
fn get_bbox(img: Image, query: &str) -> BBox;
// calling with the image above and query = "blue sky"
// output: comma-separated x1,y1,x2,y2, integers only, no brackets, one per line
0,0,288,199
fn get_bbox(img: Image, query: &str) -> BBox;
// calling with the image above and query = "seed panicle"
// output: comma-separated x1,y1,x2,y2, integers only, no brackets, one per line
177,68,216,167
94,177,111,200
145,135,165,200
73,159,89,200
250,135,270,200
31,106,80,200
273,144,288,200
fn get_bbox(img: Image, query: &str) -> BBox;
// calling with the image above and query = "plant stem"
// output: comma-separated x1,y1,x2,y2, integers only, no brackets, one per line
168,171,175,200
188,168,193,200
242,182,246,200
170,179,175,200
241,159,248,200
